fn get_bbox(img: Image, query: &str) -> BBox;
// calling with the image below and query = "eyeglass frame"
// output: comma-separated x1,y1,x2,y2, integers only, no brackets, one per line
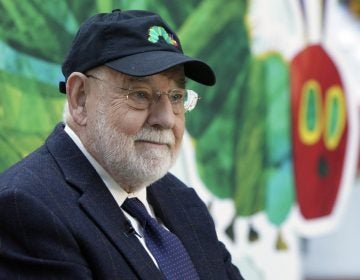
85,74,200,113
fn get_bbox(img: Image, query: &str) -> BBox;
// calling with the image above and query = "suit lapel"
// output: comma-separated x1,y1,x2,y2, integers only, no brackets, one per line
78,187,163,279
46,124,163,279
148,176,216,280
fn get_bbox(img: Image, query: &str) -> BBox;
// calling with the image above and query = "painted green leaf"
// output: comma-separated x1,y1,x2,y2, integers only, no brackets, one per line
234,57,267,215
0,70,64,170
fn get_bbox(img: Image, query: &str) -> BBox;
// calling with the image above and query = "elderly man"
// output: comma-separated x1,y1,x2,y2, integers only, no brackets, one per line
0,9,244,279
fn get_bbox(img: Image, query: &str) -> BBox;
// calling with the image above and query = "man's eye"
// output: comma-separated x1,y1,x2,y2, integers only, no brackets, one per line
169,89,186,103
130,90,152,102
169,93,184,103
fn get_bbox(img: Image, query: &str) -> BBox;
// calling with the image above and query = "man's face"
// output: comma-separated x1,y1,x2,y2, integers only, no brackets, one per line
83,66,186,191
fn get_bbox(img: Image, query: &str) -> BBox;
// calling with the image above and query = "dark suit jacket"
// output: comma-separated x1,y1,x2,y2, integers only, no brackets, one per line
0,124,243,279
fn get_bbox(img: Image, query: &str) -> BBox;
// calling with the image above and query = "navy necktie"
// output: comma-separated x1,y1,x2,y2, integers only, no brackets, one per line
122,198,199,280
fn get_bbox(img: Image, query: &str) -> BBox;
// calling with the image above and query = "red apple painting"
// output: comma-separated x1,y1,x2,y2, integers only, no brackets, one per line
291,44,348,220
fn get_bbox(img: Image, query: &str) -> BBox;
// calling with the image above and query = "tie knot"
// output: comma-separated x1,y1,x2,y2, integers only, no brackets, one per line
122,198,151,226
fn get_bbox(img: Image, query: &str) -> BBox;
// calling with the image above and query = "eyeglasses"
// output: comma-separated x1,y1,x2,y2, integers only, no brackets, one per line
86,74,200,113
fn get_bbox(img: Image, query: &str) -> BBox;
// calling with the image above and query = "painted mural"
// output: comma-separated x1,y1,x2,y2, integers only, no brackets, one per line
1,0,359,279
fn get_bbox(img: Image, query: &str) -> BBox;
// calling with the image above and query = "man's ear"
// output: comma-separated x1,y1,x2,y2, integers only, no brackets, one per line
66,72,88,126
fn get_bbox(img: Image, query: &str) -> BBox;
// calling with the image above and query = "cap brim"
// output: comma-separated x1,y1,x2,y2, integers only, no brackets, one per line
105,51,216,86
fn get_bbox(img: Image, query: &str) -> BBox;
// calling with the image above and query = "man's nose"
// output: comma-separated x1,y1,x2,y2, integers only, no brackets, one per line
146,95,176,129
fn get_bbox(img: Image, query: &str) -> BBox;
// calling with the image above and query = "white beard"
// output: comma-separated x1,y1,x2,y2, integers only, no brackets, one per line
89,106,178,191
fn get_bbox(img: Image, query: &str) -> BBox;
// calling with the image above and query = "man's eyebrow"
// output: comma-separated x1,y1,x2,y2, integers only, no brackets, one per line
126,76,151,83
125,76,187,88
175,77,186,88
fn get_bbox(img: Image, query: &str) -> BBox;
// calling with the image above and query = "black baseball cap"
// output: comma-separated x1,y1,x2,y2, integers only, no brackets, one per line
59,9,216,93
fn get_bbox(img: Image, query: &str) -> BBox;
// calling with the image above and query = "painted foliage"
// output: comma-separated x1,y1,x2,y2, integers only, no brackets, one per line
1,0,360,278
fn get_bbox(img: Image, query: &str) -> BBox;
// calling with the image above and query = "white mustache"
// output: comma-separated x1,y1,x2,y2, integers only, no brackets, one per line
134,128,175,146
